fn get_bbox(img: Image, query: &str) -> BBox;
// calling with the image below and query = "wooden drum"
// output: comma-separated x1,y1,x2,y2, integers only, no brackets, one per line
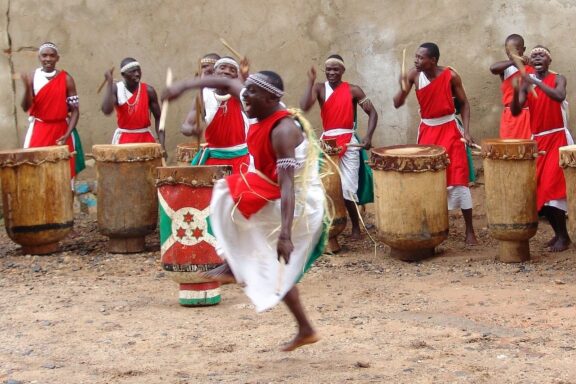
482,139,538,262
175,142,200,167
93,143,162,253
321,139,347,253
559,145,576,240
0,146,73,254
156,165,231,306
370,145,449,261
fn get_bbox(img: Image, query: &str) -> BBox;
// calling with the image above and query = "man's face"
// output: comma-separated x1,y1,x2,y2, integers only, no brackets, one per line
325,63,344,84
38,48,59,72
201,62,215,77
530,50,551,72
414,47,435,72
122,66,142,85
215,63,238,79
242,83,270,119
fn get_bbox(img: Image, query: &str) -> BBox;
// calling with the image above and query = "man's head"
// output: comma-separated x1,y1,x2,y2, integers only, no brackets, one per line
120,57,142,86
415,42,440,72
242,71,284,119
38,42,59,73
324,54,345,85
200,53,220,77
529,45,552,72
214,56,239,79
505,34,526,58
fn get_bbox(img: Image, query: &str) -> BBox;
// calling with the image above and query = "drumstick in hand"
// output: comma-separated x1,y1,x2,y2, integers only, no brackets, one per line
401,48,408,92
159,68,173,166
460,138,481,150
97,67,115,94
219,37,243,61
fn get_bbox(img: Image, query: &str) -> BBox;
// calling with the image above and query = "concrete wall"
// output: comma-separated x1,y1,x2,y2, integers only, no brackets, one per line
1,0,576,157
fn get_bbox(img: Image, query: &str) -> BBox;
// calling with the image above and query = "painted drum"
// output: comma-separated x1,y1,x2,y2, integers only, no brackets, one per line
175,142,200,167
482,139,538,262
93,143,162,253
0,145,73,254
156,165,232,306
559,144,576,241
370,145,449,261
320,138,347,253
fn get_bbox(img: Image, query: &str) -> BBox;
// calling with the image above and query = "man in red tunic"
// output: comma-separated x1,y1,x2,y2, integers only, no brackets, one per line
490,34,533,139
21,42,80,178
101,58,164,152
394,42,478,245
300,54,378,239
511,45,573,252
163,71,326,352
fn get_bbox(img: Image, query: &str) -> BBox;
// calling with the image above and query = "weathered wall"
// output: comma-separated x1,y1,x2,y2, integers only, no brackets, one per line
2,0,576,156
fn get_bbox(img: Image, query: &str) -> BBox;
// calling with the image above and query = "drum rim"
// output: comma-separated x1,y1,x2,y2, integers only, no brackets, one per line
371,144,446,157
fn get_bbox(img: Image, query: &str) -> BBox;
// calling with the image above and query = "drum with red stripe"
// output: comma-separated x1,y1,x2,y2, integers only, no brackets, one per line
156,165,231,306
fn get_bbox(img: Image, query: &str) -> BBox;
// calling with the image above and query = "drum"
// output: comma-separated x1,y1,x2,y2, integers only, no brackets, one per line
175,142,200,167
559,144,576,240
93,143,162,253
156,165,232,306
321,139,347,253
0,146,73,254
482,139,538,262
370,145,449,261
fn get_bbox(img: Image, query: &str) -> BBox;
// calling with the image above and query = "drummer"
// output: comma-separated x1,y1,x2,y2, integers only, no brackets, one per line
511,45,573,252
21,42,82,179
393,42,478,245
100,58,165,154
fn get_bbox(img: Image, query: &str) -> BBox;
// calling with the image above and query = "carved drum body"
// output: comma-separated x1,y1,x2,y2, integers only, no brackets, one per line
175,142,200,167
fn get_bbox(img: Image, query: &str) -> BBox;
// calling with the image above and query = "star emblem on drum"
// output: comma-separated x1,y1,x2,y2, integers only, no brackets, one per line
183,212,194,223
169,206,216,247
176,227,186,239
192,227,203,240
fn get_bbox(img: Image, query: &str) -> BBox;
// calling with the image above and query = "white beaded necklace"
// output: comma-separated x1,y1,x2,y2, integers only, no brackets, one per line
123,82,141,114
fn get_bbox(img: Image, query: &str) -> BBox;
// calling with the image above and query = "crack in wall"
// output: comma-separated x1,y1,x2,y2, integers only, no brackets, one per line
5,0,21,145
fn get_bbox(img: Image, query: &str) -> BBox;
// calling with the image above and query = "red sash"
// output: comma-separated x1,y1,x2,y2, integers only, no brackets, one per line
115,82,151,129
321,82,354,157
205,98,246,148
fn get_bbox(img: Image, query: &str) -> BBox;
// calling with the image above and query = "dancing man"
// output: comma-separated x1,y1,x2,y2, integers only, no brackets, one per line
300,54,378,239
101,58,164,152
21,42,82,178
163,70,326,352
490,34,533,139
394,42,478,245
511,45,573,252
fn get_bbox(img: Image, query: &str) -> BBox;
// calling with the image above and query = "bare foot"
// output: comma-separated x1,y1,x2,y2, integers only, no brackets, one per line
548,237,570,252
546,236,558,247
202,263,236,285
350,227,362,240
281,332,320,352
465,232,479,246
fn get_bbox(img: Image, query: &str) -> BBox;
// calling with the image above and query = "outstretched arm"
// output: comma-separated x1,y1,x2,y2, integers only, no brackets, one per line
490,60,514,76
393,68,416,108
450,69,473,144
299,66,320,111
148,85,164,150
100,69,117,115
351,85,378,150
525,73,566,102
162,76,244,103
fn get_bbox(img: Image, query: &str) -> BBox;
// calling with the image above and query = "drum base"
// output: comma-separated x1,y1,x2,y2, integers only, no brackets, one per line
21,242,59,255
324,237,341,254
390,247,434,262
179,282,221,306
108,237,146,254
497,240,530,263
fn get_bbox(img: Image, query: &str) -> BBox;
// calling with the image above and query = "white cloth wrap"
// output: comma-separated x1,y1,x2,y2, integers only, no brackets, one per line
321,128,359,202
111,127,153,144
447,186,473,210
209,137,325,312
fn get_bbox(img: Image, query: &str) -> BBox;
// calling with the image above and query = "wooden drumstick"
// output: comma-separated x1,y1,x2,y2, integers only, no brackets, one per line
97,67,115,94
219,37,243,61
509,52,538,98
460,138,481,150
401,48,408,92
159,67,173,133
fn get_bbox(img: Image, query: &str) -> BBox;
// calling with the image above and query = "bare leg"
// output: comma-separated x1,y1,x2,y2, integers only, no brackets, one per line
543,206,571,252
345,199,362,239
462,208,478,245
541,206,559,246
281,286,319,352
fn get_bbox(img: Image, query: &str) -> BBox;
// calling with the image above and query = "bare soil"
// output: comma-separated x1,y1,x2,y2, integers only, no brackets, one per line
1,182,575,384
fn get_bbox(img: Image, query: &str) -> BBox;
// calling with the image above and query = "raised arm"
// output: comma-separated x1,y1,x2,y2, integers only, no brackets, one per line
450,69,472,144
20,71,34,112
490,60,514,76
100,68,117,115
271,118,304,263
351,85,378,149
56,73,79,145
162,76,244,103
393,67,417,109
299,66,320,111
511,76,528,116
181,94,203,137
147,85,164,150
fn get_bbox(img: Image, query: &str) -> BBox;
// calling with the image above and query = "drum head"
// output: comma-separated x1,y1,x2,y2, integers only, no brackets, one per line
93,143,162,162
559,144,576,168
370,145,448,172
481,138,537,160
0,145,70,166
372,145,445,158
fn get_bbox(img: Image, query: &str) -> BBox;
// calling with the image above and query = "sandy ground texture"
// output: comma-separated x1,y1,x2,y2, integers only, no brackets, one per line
1,183,575,384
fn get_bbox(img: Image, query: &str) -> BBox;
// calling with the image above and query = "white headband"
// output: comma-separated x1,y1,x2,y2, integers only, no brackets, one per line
38,43,58,54
325,57,345,68
246,73,284,98
120,61,141,73
214,57,239,71
201,58,218,65
530,47,551,59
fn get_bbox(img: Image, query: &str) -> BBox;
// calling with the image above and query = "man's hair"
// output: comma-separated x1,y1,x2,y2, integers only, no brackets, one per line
419,42,440,61
120,57,138,68
203,53,220,60
327,54,344,62
505,34,525,46
259,70,284,92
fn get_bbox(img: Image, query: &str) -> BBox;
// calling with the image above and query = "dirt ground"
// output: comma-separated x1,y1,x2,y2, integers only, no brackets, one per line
1,180,575,384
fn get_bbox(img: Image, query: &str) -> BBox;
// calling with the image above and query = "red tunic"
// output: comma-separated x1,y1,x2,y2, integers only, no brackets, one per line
321,82,354,158
115,82,155,143
416,68,469,187
27,71,76,177
500,65,533,139
526,72,570,210
225,109,291,218
204,97,249,173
